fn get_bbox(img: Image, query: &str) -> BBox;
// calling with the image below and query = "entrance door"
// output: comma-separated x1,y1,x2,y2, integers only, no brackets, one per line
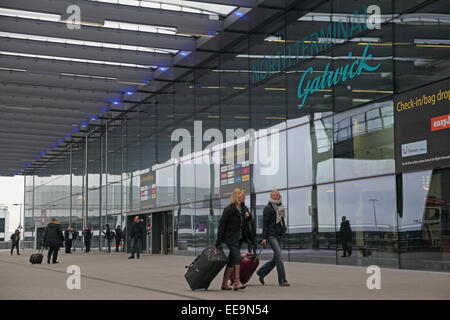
150,211,173,254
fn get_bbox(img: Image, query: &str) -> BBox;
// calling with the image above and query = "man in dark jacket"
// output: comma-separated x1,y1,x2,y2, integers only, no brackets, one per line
10,229,20,255
82,226,92,253
256,190,290,287
64,227,75,253
43,218,65,264
339,216,352,257
115,225,123,252
102,224,112,253
128,216,144,259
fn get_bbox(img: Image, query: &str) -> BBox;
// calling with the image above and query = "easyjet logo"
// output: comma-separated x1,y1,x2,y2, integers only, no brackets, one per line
431,114,450,132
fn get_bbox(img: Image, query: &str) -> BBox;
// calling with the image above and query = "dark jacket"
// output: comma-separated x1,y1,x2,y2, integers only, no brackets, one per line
102,227,112,241
82,228,92,240
262,202,286,239
115,228,123,241
43,222,65,247
339,220,352,242
241,203,256,243
216,204,250,247
64,230,75,241
10,233,20,243
130,222,144,239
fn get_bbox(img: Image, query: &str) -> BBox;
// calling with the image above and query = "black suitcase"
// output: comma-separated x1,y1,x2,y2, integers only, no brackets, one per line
29,248,44,264
184,246,228,290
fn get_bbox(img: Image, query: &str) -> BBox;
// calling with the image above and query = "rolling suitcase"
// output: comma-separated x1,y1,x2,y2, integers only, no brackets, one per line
29,247,44,264
184,246,228,290
230,247,263,285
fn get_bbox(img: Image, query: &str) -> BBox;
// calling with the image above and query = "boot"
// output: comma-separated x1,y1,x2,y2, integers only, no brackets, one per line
221,266,233,290
233,265,246,291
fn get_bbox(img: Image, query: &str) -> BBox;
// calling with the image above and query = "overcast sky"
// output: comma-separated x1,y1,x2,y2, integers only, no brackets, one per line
0,176,24,232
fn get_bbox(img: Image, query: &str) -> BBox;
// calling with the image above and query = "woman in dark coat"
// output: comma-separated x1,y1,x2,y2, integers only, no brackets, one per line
216,188,251,291
239,190,257,253
43,218,65,264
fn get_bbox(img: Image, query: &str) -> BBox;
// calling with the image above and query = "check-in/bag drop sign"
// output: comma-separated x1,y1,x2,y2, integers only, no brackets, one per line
297,42,381,109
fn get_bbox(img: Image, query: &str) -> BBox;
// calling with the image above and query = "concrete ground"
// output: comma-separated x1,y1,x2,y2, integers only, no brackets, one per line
0,250,449,300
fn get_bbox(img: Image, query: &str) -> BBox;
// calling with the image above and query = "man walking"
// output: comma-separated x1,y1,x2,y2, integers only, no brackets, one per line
64,227,74,254
115,225,123,252
43,218,65,264
82,226,92,253
339,216,353,257
10,229,20,255
128,216,144,259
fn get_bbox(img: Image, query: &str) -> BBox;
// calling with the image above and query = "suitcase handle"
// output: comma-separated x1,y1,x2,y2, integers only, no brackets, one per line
252,246,264,264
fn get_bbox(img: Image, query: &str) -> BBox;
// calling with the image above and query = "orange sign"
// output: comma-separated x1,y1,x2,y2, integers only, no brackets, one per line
431,114,450,132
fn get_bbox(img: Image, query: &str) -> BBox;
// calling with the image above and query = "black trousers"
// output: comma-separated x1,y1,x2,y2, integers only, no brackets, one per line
11,242,19,255
85,239,91,252
65,240,72,253
115,239,121,252
48,246,59,262
106,240,111,253
342,241,352,257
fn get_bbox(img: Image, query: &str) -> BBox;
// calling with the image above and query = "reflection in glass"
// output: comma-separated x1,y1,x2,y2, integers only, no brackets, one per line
335,175,398,268
334,100,395,181
400,169,450,271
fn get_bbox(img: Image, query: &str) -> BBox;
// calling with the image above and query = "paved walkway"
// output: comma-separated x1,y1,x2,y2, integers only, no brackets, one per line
1,250,449,300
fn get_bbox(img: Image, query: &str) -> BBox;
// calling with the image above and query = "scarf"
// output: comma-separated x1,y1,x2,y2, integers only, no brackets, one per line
269,197,285,225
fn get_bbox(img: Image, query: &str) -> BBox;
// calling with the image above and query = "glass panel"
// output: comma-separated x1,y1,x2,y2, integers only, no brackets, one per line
335,175,399,268
174,203,196,256
288,116,334,187
399,169,450,271
334,100,395,181
253,129,287,192
395,0,450,93
287,185,336,264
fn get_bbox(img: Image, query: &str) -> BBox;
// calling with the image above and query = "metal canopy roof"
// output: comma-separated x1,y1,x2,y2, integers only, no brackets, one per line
0,0,301,176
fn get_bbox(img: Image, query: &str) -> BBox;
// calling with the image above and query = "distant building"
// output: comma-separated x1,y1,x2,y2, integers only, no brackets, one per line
0,205,9,242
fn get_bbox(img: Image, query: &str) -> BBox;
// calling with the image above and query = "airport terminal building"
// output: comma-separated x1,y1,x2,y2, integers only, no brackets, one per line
2,0,449,272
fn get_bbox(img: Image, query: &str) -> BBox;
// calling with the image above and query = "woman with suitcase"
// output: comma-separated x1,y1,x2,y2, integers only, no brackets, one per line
216,188,250,291
256,190,290,287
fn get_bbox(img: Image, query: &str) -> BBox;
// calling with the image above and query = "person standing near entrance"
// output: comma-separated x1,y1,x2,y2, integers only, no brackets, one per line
128,216,144,259
256,190,290,287
339,216,353,257
72,227,78,252
64,227,74,253
43,218,65,264
115,225,123,252
139,218,145,254
102,224,112,253
82,226,92,253
10,229,20,255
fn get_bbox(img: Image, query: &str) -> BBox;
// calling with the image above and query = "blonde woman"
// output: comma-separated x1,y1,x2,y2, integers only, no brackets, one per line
256,190,290,286
216,188,247,291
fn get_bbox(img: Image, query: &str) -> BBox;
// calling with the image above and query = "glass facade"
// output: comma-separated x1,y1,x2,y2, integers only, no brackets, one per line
25,0,450,271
